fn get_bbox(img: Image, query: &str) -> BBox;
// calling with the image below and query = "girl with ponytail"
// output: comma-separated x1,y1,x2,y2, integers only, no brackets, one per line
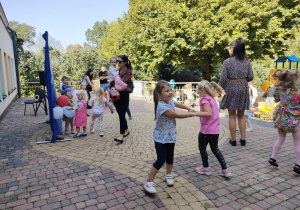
268,69,300,174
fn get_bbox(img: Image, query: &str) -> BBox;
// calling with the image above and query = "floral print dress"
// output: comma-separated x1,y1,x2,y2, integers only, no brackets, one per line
273,87,300,134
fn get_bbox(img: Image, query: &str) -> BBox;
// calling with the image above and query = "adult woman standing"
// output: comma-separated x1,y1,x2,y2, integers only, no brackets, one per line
113,55,132,143
219,38,254,146
82,69,94,107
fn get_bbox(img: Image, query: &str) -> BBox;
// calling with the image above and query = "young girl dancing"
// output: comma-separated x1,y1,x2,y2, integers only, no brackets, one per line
73,89,88,138
194,80,232,177
268,69,300,174
144,80,195,194
90,87,114,136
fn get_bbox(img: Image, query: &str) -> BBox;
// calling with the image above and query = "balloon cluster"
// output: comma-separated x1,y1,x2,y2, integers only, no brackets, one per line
53,90,78,119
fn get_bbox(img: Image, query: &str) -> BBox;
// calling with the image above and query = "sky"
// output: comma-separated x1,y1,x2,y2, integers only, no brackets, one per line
1,0,129,49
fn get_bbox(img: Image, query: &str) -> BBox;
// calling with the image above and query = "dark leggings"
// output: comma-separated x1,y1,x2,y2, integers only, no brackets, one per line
113,92,129,134
153,142,175,170
198,132,227,170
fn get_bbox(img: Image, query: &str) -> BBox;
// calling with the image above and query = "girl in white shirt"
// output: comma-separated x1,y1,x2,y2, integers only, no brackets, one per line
90,87,113,136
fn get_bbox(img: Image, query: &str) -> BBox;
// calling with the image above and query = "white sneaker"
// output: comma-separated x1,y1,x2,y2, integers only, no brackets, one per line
165,174,174,186
144,181,156,194
91,130,95,134
246,127,253,132
99,132,104,137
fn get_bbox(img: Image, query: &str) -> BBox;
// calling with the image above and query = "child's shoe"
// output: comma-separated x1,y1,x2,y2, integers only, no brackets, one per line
71,130,76,134
268,158,278,167
246,127,253,132
293,164,300,174
91,130,95,134
73,133,82,138
64,130,69,135
81,133,87,137
195,166,212,175
220,168,232,177
99,132,104,137
144,181,157,194
165,174,174,186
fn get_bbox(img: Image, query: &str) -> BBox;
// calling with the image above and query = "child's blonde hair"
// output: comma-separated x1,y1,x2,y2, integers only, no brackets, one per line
95,87,104,105
76,89,88,101
197,80,225,97
65,92,73,99
110,56,117,63
272,69,300,91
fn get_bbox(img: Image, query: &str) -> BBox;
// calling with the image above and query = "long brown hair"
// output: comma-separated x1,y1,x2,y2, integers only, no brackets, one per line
272,69,300,91
153,80,171,120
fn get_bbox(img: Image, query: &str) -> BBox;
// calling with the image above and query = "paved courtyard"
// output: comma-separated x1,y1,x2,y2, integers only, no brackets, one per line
0,96,300,210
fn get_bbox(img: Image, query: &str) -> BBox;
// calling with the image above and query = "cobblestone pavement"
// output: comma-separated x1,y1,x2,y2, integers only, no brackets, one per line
0,97,300,210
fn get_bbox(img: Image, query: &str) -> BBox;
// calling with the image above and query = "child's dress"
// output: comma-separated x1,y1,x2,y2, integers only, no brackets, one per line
74,100,87,127
273,87,300,134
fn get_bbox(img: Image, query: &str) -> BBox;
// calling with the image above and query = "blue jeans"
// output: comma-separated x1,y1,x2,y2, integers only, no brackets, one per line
265,97,274,104
100,83,110,93
126,106,131,117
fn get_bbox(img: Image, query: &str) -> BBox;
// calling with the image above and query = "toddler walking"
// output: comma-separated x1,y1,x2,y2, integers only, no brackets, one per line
268,69,300,174
64,92,75,134
194,80,232,177
90,88,114,137
144,80,195,194
73,90,88,138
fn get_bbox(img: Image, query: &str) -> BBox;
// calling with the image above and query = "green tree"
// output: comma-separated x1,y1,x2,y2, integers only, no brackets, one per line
58,44,108,80
85,20,108,48
101,0,299,80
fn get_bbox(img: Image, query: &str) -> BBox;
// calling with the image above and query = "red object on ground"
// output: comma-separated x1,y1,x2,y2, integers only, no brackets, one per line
56,95,69,107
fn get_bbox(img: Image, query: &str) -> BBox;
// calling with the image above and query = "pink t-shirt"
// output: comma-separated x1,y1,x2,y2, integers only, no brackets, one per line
199,96,220,134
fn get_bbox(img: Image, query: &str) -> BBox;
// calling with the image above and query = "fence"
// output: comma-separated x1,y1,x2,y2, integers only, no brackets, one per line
20,81,201,106
142,82,200,105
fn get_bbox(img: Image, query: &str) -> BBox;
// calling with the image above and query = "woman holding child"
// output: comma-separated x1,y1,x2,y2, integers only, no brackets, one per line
219,37,254,146
113,55,133,143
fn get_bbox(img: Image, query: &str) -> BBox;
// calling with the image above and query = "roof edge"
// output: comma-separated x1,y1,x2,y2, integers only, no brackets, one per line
0,3,9,28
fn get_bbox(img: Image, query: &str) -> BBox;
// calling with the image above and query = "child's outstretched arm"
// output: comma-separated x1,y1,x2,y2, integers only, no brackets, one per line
175,102,195,113
163,109,194,119
194,103,212,118
105,101,114,114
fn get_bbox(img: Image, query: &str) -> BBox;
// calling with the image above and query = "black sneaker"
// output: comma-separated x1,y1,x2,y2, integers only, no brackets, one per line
268,158,278,167
229,139,236,146
293,164,300,174
81,133,87,137
239,139,246,146
114,138,124,143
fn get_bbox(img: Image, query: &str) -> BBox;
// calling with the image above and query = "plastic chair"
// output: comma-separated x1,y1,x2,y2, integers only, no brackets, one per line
24,89,48,117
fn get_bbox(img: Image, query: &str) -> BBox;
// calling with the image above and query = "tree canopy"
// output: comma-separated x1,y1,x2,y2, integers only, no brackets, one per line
100,0,300,80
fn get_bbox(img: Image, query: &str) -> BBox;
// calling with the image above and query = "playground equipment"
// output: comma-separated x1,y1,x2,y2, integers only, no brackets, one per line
260,54,300,93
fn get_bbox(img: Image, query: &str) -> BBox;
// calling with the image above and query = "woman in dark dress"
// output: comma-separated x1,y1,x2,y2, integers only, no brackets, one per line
219,38,254,146
113,55,132,143
82,69,94,107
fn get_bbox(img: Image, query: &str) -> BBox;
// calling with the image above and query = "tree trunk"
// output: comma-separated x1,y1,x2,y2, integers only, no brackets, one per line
202,64,212,81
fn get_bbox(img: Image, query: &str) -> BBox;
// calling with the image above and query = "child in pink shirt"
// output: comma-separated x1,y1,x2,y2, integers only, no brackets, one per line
194,80,232,177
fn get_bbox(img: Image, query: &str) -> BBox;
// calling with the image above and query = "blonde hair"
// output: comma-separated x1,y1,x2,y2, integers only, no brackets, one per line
153,80,171,120
76,89,88,101
272,69,300,91
197,80,225,97
95,87,104,105
110,56,117,63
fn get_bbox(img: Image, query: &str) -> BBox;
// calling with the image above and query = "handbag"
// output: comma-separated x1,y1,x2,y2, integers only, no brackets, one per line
109,81,121,101
128,80,134,93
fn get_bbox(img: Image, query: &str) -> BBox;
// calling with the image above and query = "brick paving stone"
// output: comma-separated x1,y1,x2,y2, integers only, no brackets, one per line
2,97,300,210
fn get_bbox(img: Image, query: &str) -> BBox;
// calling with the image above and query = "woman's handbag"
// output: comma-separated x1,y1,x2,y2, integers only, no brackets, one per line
109,81,121,101
128,80,134,93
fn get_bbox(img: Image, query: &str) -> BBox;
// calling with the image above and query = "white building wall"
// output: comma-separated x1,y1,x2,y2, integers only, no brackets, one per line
0,4,18,118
